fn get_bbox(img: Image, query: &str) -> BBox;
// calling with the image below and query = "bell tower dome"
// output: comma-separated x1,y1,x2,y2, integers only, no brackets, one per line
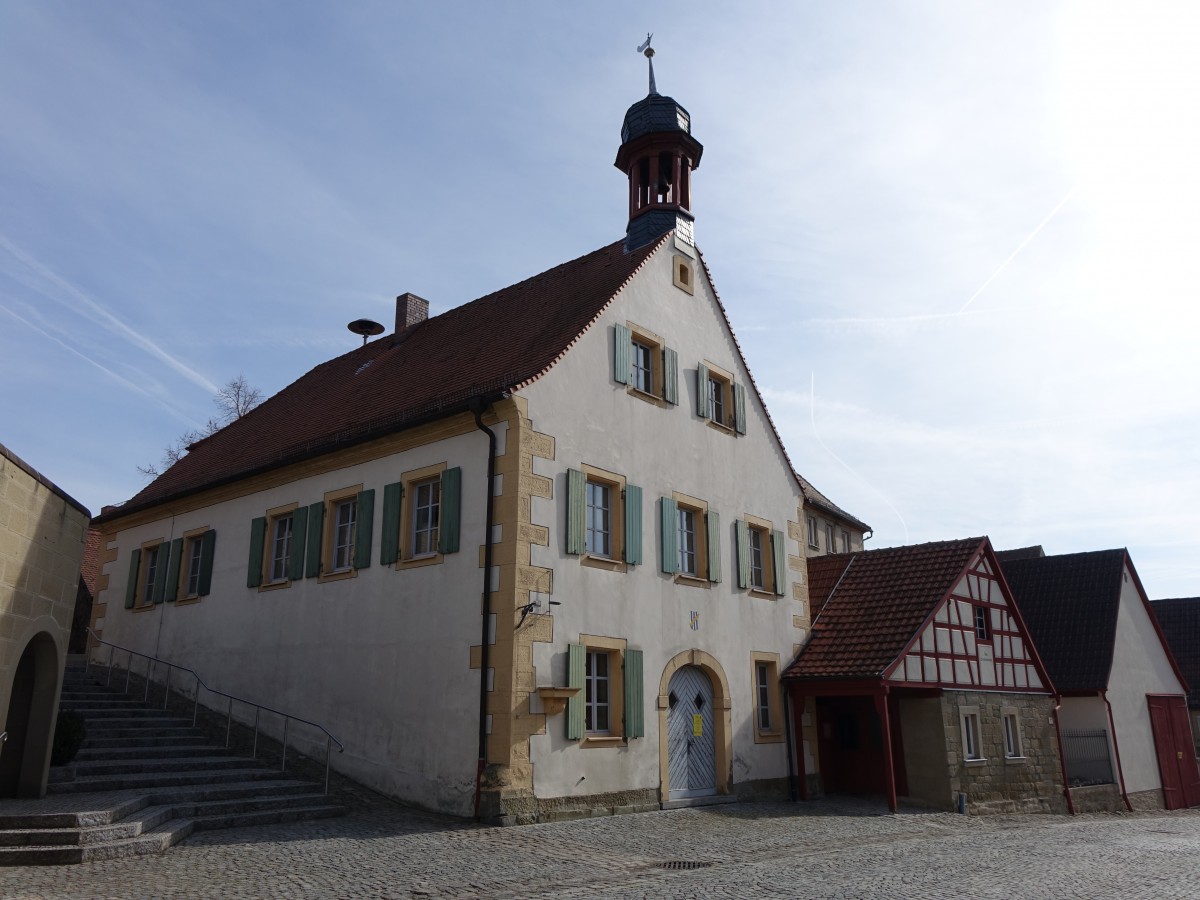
615,40,704,252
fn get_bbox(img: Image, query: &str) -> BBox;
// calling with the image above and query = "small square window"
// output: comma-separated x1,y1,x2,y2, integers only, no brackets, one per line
672,254,695,294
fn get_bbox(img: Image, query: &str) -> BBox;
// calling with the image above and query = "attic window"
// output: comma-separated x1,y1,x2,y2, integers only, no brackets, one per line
355,360,374,375
672,255,694,294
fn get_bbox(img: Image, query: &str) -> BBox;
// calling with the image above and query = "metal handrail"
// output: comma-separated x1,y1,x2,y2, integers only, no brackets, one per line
84,628,344,794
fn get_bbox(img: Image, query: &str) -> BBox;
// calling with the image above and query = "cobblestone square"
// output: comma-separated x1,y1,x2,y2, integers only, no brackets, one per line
3,794,1199,899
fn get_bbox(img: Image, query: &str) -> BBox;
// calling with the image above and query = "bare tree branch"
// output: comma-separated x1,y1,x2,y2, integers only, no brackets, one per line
138,376,264,478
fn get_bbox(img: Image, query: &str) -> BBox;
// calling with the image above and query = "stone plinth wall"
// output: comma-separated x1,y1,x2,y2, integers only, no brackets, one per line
942,691,1067,815
1069,783,1123,813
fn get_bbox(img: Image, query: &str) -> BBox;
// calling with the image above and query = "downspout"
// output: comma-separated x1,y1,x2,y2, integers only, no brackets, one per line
470,396,501,820
1102,690,1134,811
1050,694,1076,816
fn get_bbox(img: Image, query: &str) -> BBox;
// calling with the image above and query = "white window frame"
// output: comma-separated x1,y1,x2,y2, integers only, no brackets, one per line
585,650,612,734
825,523,835,552
840,529,850,553
185,536,204,596
411,478,441,558
631,339,654,395
755,662,772,731
142,544,160,605
1003,709,1024,759
332,498,357,573
586,480,612,558
268,513,293,584
806,516,819,549
960,706,984,762
974,605,991,641
749,525,766,590
708,373,726,426
677,506,697,576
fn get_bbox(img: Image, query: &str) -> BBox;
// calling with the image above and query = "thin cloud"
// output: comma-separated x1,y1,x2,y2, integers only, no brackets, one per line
0,234,219,394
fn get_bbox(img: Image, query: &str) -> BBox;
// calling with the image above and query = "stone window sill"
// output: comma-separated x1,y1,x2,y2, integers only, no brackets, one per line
582,554,627,574
964,757,988,767
1004,755,1027,765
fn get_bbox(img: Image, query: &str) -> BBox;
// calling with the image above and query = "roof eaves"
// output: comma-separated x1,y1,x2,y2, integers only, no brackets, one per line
511,232,671,393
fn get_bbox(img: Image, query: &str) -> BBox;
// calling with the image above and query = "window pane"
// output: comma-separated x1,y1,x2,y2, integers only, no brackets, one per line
632,341,653,393
677,507,696,575
749,528,765,589
413,480,441,556
585,482,611,557
187,538,204,594
334,500,356,571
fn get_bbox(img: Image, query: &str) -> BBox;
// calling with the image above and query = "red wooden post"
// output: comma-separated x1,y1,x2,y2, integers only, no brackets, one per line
875,688,898,813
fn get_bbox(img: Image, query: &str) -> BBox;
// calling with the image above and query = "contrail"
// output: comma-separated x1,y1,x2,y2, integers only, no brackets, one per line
0,234,219,394
959,188,1076,314
0,300,197,427
809,373,909,543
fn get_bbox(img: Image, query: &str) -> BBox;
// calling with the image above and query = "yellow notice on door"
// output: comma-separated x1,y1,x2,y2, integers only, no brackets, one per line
692,714,703,737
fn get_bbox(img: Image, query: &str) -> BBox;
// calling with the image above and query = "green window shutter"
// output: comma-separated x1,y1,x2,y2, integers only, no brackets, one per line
566,468,586,555
706,511,721,583
163,538,183,602
772,529,787,596
660,496,679,574
151,542,170,604
305,501,324,578
354,489,375,570
613,323,631,385
663,346,678,404
695,363,710,418
624,484,643,565
124,548,141,609
733,383,747,434
624,648,644,739
247,517,266,588
198,529,217,597
567,643,585,740
439,467,462,554
380,482,403,565
735,518,751,589
288,508,308,581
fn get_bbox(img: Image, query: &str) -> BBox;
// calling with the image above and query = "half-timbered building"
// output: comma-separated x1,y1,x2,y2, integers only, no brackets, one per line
784,537,1069,814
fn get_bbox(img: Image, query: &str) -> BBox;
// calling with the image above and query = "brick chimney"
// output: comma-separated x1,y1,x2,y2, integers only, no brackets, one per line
395,293,429,334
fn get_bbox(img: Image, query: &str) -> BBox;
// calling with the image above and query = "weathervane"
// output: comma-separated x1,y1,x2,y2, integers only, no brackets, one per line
636,33,657,94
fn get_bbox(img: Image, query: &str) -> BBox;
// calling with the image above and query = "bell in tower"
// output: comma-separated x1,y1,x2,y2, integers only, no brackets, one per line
615,37,704,252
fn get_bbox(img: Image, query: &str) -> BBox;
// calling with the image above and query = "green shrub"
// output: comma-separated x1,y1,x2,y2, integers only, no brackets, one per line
51,710,86,766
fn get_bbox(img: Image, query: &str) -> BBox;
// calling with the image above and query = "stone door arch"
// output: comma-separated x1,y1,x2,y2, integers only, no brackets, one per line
1,631,60,798
658,649,732,799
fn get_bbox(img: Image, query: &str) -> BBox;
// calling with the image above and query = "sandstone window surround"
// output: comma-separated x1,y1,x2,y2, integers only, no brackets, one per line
613,321,679,407
565,635,645,745
379,464,462,570
566,465,642,571
751,651,784,744
659,492,720,585
736,515,786,597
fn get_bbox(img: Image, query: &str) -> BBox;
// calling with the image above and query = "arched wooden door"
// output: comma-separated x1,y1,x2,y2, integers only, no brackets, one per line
666,665,716,799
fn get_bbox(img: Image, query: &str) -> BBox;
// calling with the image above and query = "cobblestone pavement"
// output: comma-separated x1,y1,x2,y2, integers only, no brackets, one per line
4,793,1199,899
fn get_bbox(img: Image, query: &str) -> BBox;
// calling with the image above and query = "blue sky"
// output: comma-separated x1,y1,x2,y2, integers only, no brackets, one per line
2,2,1197,597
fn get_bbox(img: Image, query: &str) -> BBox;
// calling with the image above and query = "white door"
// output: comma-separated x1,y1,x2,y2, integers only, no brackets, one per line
667,665,716,799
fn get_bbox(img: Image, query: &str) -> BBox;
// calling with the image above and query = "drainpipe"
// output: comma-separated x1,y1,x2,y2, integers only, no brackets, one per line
1050,695,1076,816
470,396,501,820
1102,690,1133,811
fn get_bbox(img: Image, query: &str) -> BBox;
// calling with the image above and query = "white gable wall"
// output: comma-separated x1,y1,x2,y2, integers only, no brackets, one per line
1107,559,1187,795
519,238,805,798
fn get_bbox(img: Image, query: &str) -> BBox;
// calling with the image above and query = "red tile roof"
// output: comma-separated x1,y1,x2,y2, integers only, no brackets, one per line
785,537,985,681
100,237,663,522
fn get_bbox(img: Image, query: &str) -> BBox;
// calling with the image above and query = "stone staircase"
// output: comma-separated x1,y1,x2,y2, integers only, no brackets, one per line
0,661,346,864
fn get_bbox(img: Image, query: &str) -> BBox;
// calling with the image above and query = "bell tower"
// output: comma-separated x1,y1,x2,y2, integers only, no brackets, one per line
615,38,704,252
